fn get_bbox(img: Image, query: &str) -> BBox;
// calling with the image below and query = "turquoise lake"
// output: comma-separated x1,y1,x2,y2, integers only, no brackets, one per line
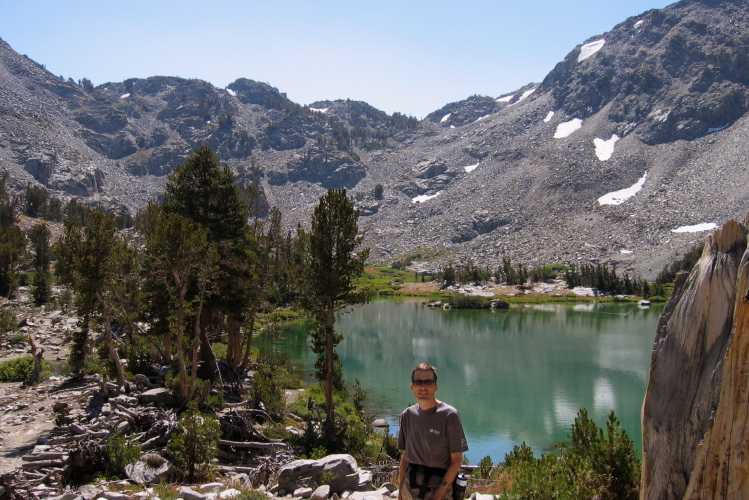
257,299,663,465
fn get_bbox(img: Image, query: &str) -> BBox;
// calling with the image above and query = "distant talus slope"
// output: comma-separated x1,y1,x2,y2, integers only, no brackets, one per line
641,217,749,499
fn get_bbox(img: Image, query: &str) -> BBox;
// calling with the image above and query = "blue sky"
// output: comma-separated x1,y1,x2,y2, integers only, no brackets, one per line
1,0,675,118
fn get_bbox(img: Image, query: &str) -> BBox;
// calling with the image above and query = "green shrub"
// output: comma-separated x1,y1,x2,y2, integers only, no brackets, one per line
318,470,337,485
0,308,16,335
212,342,228,360
380,429,400,461
250,364,286,416
288,383,377,463
0,356,50,382
126,351,159,377
167,401,220,483
106,429,142,475
11,333,27,344
235,491,268,500
477,455,494,479
500,409,640,499
154,480,180,500
503,442,534,469
446,295,492,309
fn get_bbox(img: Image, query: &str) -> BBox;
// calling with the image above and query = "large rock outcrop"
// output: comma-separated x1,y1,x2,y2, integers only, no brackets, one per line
641,217,749,499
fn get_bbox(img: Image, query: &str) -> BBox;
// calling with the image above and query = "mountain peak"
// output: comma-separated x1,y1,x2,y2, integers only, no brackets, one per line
1,0,748,279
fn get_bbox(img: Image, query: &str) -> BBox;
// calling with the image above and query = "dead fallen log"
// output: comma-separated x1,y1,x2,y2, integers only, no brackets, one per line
44,431,109,445
22,452,68,462
22,471,46,479
68,423,87,435
218,439,288,449
113,409,136,425
111,401,138,420
50,382,100,394
21,458,69,470
225,401,250,408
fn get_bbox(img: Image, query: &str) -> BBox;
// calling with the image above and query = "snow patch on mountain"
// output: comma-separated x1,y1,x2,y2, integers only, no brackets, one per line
512,88,536,105
594,134,620,161
554,118,583,138
598,172,648,205
672,223,718,233
578,39,606,62
412,192,442,203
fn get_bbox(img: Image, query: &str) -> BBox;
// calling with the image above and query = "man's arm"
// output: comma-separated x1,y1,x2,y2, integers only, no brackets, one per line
431,452,462,500
397,453,410,500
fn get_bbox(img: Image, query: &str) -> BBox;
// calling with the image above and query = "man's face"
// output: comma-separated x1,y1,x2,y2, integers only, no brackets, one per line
410,369,438,401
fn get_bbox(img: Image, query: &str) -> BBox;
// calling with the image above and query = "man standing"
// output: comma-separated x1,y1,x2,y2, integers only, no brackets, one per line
398,363,469,500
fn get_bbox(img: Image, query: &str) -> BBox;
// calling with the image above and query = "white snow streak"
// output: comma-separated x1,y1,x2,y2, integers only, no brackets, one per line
672,223,718,233
620,249,633,255
634,20,644,29
120,93,130,99
516,88,536,103
578,39,606,62
310,107,329,113
412,192,442,203
463,163,479,173
594,134,620,161
441,113,452,123
597,172,648,205
544,111,555,123
226,88,237,96
496,95,514,103
554,118,583,138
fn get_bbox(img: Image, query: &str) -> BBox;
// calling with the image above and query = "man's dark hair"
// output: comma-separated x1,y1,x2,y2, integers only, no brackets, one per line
411,363,438,383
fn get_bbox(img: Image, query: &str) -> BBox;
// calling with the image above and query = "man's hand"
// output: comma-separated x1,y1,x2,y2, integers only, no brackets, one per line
429,485,448,500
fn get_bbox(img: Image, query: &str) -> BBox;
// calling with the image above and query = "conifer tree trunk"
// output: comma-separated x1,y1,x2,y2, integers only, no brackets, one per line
99,293,126,387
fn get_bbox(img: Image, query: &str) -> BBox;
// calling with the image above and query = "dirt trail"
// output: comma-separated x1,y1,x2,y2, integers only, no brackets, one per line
0,288,75,474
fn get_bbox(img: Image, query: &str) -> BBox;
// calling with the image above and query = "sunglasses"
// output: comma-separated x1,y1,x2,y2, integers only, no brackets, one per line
411,379,436,386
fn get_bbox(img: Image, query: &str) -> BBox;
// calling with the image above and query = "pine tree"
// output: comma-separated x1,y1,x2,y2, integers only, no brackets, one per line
143,208,219,403
299,188,369,428
162,146,250,377
0,173,27,298
167,401,219,483
29,224,52,305
55,210,131,385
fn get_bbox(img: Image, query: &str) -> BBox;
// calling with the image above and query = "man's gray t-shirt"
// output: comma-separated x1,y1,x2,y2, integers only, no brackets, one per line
398,402,469,469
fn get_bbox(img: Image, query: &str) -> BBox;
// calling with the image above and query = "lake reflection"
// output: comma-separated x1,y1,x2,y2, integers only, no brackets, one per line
258,300,662,465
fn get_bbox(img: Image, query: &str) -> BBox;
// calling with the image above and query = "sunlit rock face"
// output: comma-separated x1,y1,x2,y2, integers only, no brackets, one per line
641,218,749,499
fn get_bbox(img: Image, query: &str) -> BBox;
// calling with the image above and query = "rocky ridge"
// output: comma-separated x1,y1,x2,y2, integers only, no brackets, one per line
2,0,749,280
641,214,749,499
